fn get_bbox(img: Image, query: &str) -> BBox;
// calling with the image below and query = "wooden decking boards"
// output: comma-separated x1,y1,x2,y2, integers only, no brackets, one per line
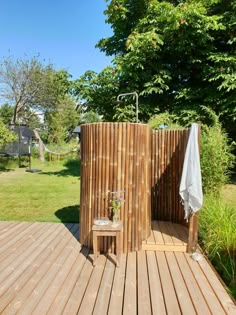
0,221,235,314
142,220,188,251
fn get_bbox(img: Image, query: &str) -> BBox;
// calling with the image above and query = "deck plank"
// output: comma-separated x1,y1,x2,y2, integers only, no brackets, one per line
0,223,64,313
0,223,59,296
175,252,212,315
165,222,185,245
143,221,188,251
1,224,75,314
32,227,82,315
158,221,175,245
93,256,116,315
152,221,165,244
108,254,127,315
165,252,196,314
146,251,166,314
77,255,107,315
0,222,35,256
185,252,226,315
123,251,137,315
137,251,152,314
156,252,181,315
198,254,236,315
144,229,155,244
47,247,89,315
172,222,188,243
14,225,78,315
63,253,94,315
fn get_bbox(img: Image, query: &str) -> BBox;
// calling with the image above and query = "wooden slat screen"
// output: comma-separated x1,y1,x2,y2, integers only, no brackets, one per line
80,123,190,252
80,123,151,252
151,129,190,224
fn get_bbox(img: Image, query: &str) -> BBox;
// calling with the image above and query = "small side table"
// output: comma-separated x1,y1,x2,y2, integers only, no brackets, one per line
92,221,123,267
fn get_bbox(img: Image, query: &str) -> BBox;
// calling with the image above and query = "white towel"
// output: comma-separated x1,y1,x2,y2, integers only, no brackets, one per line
179,123,203,221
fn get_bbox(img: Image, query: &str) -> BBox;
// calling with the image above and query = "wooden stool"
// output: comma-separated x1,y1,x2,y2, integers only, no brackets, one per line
92,221,123,267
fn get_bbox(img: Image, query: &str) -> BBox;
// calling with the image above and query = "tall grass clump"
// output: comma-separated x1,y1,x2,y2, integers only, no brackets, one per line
200,107,235,194
199,195,236,296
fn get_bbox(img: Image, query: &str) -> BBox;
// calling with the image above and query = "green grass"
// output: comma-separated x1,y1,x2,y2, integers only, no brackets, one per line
199,193,236,299
221,183,236,211
0,158,80,223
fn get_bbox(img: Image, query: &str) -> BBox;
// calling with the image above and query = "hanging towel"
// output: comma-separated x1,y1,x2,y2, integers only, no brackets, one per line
179,123,203,221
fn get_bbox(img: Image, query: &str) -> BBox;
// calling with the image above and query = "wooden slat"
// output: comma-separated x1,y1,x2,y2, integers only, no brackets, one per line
108,254,127,315
93,257,116,315
1,224,75,314
171,222,188,244
47,247,89,314
165,221,185,245
0,223,58,290
198,255,236,315
152,221,164,244
31,231,83,315
144,229,155,244
156,252,181,314
142,244,187,252
137,251,152,314
158,220,174,245
77,255,106,315
123,251,137,315
146,251,166,314
63,253,94,314
185,252,226,315
165,252,197,314
143,221,188,251
174,252,212,314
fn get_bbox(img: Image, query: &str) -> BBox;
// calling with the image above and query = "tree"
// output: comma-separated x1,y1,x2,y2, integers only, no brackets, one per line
46,95,78,144
0,56,73,125
0,118,16,145
77,0,236,136
79,111,102,124
0,103,13,125
73,67,120,121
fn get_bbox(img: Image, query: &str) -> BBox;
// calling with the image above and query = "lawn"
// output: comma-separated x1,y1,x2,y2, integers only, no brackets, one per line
0,159,80,223
221,180,236,211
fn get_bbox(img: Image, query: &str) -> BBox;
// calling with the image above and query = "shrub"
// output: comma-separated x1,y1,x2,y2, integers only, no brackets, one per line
148,112,181,129
0,118,16,145
199,195,236,294
148,109,235,194
200,110,235,194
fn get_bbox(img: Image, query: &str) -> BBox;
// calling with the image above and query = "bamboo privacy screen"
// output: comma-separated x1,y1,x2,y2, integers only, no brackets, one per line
151,129,190,224
80,123,151,252
79,123,191,252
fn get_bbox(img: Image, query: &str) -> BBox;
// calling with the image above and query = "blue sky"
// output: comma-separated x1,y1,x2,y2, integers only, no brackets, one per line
0,0,113,79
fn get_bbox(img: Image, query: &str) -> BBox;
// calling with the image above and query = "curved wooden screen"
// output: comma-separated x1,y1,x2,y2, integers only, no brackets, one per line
151,129,190,224
80,123,151,252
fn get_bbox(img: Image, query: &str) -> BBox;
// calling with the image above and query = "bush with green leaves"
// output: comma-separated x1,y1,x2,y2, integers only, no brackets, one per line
200,123,234,194
199,107,235,194
0,118,16,145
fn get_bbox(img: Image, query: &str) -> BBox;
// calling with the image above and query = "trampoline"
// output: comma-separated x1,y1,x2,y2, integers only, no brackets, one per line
0,124,39,170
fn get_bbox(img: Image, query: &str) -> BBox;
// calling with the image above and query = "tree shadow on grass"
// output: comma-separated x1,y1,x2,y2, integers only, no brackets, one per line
55,205,80,239
0,167,15,173
40,159,81,177
55,204,80,223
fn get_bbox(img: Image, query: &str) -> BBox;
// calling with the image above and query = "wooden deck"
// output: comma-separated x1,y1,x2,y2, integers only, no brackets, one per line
142,220,188,251
0,221,235,314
